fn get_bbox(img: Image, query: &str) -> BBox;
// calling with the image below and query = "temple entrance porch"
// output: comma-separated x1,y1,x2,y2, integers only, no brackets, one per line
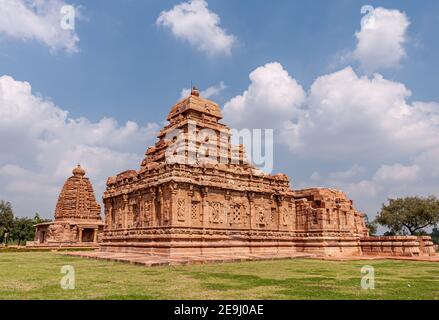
28,221,103,248
79,227,98,243
39,231,46,244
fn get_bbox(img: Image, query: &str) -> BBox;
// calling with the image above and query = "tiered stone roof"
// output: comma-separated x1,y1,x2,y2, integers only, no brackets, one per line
54,165,101,221
106,88,292,198
140,87,238,168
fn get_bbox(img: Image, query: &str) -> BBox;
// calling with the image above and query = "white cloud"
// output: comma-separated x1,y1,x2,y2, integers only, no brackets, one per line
373,163,420,183
353,7,410,72
413,147,439,178
223,60,439,221
412,101,439,126
328,164,365,180
332,156,435,216
283,67,439,161
0,75,158,218
156,0,236,56
223,62,305,129
301,160,431,221
225,63,439,162
0,0,80,53
345,180,378,200
181,81,226,99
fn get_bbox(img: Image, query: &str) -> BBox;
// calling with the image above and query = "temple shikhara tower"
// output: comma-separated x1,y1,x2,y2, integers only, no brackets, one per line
30,165,104,248
98,88,435,260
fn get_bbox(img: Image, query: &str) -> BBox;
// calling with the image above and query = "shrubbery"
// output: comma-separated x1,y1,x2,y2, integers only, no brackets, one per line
0,200,50,246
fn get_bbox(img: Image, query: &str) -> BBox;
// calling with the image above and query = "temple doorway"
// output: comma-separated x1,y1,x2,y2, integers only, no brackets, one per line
81,229,95,243
39,231,46,244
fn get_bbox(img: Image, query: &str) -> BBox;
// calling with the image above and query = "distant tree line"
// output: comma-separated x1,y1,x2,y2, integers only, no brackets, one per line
0,200,50,246
367,196,439,244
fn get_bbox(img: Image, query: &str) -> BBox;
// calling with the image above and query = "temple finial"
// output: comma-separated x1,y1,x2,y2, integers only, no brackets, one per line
72,164,86,176
191,86,200,97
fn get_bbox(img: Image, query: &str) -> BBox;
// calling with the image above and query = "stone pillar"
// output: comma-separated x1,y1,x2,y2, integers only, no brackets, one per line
336,204,341,231
106,201,113,230
224,190,231,227
202,187,209,228
248,192,254,230
276,195,283,231
93,229,98,243
78,228,83,243
140,197,145,227
151,189,157,227
123,194,129,229
170,182,178,226
157,187,163,226
187,186,195,227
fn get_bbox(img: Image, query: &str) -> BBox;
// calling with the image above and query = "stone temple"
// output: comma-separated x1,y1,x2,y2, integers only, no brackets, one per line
94,88,435,261
30,165,104,248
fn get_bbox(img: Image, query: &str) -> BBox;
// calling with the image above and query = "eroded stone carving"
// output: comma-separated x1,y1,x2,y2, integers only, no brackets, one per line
29,165,104,248
97,89,435,258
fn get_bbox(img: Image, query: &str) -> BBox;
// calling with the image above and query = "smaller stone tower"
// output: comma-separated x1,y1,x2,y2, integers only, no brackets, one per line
29,165,104,248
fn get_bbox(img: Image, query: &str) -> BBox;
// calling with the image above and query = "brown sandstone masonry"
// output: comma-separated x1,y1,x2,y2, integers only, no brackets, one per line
28,165,104,248
95,88,435,260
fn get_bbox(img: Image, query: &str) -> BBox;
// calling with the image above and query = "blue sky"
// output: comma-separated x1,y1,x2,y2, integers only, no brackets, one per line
1,0,438,122
0,0,438,228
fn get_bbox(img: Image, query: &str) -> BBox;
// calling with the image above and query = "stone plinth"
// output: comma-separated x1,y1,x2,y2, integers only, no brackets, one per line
360,236,436,257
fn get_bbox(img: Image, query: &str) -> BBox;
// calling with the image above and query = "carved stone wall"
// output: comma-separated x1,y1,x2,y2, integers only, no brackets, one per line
99,89,433,258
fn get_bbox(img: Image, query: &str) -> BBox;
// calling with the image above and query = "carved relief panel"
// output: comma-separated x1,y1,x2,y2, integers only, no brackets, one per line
307,208,321,230
191,201,201,226
177,198,186,222
209,201,223,224
199,189,229,227
228,196,250,228
294,199,307,230
163,199,171,223
254,203,268,227
270,205,278,228
129,198,140,228
143,200,153,227
114,198,124,229
231,204,242,224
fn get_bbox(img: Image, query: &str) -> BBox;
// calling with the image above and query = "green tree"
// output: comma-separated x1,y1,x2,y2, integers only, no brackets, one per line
32,213,50,225
10,217,36,245
0,201,14,244
365,215,377,236
9,213,50,246
375,196,439,235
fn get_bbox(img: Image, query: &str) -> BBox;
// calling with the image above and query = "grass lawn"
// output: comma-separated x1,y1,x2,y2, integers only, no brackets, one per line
0,252,438,300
